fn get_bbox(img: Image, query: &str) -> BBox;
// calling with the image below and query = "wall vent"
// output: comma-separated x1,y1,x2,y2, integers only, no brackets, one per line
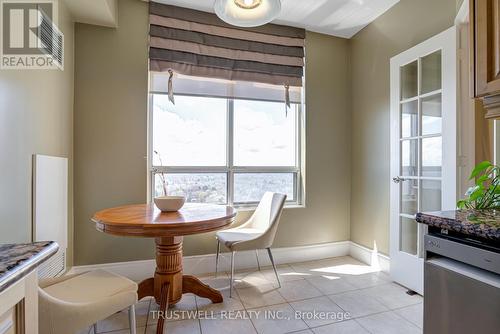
38,250,65,279
37,7,64,69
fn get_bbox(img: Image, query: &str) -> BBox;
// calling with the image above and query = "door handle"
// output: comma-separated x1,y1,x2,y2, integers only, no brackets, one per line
392,176,407,183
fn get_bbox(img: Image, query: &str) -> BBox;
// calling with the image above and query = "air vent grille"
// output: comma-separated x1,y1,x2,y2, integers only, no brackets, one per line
38,249,65,279
38,7,64,69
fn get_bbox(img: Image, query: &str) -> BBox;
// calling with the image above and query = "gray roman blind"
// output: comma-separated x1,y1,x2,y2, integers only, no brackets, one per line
148,1,305,89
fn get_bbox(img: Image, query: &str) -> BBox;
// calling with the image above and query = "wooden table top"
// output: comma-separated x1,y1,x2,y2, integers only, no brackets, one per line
92,203,237,237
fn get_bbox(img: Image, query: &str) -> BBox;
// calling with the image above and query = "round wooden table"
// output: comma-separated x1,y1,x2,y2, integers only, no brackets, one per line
92,203,236,333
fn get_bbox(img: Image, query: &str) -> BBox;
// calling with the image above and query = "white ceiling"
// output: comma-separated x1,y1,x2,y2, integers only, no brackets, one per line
64,0,118,27
154,0,400,38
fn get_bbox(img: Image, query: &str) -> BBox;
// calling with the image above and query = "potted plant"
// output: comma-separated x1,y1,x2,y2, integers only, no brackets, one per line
153,151,185,212
457,161,500,215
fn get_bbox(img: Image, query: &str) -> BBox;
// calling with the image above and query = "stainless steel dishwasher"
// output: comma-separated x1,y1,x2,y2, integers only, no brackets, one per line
424,227,500,334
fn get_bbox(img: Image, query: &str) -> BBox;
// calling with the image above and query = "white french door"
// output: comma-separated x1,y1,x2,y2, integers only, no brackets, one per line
390,27,457,295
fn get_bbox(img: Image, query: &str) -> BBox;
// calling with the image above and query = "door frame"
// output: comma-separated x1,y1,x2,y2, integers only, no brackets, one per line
389,26,457,294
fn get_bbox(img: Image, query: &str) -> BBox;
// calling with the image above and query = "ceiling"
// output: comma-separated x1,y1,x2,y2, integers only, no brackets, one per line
153,0,400,38
64,0,118,27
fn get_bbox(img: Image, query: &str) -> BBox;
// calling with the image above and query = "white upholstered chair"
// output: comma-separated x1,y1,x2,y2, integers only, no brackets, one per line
38,269,138,334
215,192,287,297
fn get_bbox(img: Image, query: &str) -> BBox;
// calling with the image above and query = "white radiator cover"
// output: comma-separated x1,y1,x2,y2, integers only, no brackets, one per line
33,155,68,278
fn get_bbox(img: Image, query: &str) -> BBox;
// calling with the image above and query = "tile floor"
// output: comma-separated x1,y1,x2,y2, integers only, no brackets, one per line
79,256,423,334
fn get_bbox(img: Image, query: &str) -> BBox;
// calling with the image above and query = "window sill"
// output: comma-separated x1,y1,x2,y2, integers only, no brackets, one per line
235,203,305,212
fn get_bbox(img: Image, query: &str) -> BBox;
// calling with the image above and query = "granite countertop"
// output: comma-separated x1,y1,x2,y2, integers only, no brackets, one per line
416,210,500,241
0,241,58,293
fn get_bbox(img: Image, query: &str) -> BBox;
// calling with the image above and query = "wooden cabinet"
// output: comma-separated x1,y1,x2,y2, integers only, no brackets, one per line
471,0,500,118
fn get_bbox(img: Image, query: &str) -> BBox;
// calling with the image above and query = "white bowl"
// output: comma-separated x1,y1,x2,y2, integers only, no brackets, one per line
154,196,186,212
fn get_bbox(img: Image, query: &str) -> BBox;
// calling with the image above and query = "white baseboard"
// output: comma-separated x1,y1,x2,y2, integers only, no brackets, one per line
348,242,390,273
68,241,389,282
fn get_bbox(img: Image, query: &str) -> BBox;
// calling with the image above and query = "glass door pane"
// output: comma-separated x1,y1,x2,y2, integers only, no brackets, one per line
401,180,418,215
400,216,418,255
401,140,418,176
401,101,418,138
421,180,442,212
421,50,442,94
400,60,418,99
421,94,442,135
422,137,442,177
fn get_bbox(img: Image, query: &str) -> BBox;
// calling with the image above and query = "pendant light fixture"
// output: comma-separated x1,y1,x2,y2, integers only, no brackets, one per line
214,0,282,27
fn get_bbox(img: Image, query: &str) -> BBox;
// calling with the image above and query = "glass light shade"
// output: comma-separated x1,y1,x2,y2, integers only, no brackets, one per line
214,0,281,27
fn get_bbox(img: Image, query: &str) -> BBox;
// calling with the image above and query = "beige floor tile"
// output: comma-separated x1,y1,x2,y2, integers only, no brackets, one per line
288,261,324,274
247,303,308,334
290,257,370,277
373,271,391,281
260,265,308,283
311,320,369,334
289,296,348,328
394,303,423,328
364,283,423,309
97,300,150,333
257,264,292,271
197,273,231,291
356,311,421,334
342,272,391,289
306,275,357,295
148,294,197,323
293,257,353,267
237,283,286,309
145,319,201,334
289,258,345,273
196,288,245,314
101,327,146,334
328,289,389,318
232,270,273,288
200,313,257,334
276,279,323,302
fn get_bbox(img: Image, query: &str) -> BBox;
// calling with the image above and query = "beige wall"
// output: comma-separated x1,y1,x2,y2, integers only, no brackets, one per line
73,0,351,265
73,0,458,265
349,0,456,255
0,2,74,264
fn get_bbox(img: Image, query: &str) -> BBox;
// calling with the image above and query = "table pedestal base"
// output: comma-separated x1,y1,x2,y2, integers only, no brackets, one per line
137,237,222,333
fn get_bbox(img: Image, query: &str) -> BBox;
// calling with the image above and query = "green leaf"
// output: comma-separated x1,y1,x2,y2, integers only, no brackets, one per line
469,192,483,203
470,161,492,179
476,175,489,185
468,185,481,195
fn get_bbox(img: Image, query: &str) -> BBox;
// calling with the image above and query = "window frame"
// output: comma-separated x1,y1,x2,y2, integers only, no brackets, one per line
148,92,303,208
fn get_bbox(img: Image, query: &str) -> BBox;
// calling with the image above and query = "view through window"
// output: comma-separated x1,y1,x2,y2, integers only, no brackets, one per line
151,94,301,205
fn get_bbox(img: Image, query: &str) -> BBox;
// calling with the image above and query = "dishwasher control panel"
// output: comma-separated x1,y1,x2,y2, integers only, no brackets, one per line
425,234,500,275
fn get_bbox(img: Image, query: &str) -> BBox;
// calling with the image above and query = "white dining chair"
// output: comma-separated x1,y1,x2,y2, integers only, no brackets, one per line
38,269,138,334
215,192,287,297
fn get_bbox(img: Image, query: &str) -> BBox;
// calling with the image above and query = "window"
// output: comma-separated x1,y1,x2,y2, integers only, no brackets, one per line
150,93,302,206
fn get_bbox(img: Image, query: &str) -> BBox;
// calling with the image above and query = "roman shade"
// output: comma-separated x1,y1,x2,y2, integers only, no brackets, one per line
150,72,302,104
148,1,305,105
